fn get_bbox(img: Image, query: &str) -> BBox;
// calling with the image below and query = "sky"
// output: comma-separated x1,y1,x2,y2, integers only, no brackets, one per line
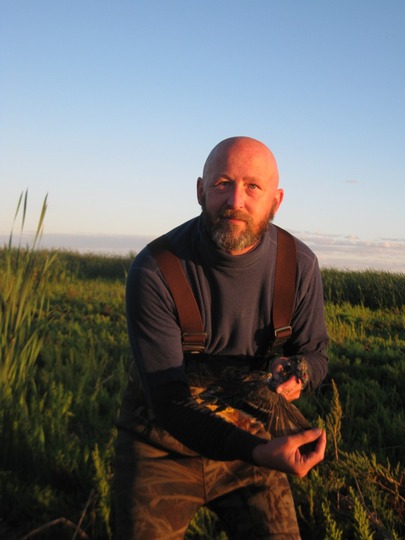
1,0,404,271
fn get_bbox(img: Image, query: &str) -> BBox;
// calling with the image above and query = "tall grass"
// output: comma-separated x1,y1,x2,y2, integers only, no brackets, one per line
322,268,405,309
0,194,129,539
0,192,56,470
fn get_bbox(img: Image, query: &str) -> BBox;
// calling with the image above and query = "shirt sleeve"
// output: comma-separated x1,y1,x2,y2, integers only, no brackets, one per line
126,249,185,398
283,245,329,392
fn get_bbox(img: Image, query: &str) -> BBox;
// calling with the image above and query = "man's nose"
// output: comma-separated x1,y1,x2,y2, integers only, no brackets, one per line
227,185,245,208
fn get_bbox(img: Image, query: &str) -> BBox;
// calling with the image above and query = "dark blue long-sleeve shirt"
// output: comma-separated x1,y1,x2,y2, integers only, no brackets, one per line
122,216,329,462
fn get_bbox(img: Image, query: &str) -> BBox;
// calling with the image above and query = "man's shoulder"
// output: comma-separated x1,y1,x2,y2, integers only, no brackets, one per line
132,217,199,268
272,225,318,266
165,216,200,251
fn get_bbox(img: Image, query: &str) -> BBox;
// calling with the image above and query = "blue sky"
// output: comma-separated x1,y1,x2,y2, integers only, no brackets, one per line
1,0,404,271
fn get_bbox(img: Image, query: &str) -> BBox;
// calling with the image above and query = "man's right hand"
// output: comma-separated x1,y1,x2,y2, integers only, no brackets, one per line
251,428,326,477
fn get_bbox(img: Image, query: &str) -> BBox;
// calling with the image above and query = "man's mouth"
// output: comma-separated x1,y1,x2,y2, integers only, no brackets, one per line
219,211,249,223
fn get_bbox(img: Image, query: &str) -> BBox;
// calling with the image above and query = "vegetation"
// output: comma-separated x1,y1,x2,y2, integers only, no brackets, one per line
1,194,404,539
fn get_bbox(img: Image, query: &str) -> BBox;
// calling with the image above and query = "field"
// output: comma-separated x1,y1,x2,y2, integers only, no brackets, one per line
1,229,404,539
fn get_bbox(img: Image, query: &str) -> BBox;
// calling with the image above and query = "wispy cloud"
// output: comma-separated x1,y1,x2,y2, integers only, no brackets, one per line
293,230,405,272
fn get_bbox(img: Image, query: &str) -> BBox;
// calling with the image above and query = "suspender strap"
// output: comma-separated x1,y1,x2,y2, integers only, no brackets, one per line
272,226,296,346
148,236,207,353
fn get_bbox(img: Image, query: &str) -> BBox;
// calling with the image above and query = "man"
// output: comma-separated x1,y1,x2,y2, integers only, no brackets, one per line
115,136,328,539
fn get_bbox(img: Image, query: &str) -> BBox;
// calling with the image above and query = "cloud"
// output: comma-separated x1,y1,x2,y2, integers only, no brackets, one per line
292,230,405,272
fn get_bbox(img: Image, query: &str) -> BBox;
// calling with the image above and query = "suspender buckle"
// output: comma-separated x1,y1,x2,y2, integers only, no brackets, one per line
182,332,207,354
274,325,292,342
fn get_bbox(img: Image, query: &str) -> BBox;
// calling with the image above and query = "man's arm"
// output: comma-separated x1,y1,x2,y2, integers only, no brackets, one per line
149,374,326,478
282,245,329,392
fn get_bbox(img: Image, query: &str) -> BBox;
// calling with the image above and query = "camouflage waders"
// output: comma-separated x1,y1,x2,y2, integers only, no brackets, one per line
114,359,302,539
114,424,300,539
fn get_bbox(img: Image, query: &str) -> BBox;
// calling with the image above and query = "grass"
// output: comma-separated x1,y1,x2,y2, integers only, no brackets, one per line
1,194,404,539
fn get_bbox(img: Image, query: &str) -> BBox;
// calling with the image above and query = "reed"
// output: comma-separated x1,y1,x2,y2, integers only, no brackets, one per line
0,192,57,470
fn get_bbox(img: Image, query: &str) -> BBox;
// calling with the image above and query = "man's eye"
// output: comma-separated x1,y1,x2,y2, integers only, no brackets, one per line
248,184,259,190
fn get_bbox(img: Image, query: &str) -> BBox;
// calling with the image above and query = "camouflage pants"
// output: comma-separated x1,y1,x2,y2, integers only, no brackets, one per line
114,425,301,540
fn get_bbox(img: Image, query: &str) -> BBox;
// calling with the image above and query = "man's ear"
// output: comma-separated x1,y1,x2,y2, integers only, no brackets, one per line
197,177,204,205
272,188,284,215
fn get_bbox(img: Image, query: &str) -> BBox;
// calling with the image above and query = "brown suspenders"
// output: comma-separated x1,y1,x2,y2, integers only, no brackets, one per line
272,226,297,344
148,236,207,353
148,226,297,355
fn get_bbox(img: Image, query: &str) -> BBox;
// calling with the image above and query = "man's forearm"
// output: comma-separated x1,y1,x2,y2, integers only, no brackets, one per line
149,378,264,463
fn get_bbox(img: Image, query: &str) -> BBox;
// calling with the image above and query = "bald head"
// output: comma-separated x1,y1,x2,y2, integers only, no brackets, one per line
197,136,284,254
202,136,279,188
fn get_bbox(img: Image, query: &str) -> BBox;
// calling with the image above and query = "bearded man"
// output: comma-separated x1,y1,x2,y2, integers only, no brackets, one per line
114,136,328,539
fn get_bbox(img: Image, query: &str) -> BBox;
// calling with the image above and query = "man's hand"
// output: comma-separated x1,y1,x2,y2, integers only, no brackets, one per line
270,356,305,401
251,428,326,477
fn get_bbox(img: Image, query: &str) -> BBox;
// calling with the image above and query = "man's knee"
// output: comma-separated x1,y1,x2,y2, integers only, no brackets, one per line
209,470,300,539
113,430,205,539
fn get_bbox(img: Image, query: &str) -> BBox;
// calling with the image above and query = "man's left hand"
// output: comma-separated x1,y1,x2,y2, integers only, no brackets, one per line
270,356,303,402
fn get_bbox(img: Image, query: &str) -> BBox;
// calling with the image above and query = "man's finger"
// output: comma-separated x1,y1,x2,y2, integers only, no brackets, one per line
292,427,325,447
298,428,327,456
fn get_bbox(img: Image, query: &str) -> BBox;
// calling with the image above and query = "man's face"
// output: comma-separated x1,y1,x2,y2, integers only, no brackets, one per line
197,141,283,254
199,193,279,253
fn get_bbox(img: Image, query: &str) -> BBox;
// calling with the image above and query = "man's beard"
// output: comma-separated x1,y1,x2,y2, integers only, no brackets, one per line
201,200,277,253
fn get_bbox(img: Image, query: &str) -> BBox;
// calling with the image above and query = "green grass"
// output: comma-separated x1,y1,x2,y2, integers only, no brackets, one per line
322,267,405,309
1,194,404,539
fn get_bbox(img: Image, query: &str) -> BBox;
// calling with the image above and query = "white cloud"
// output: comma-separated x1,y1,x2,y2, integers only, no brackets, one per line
292,230,405,272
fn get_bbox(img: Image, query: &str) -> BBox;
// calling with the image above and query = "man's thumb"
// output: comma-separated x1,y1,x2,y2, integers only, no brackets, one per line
297,428,325,455
303,427,323,441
